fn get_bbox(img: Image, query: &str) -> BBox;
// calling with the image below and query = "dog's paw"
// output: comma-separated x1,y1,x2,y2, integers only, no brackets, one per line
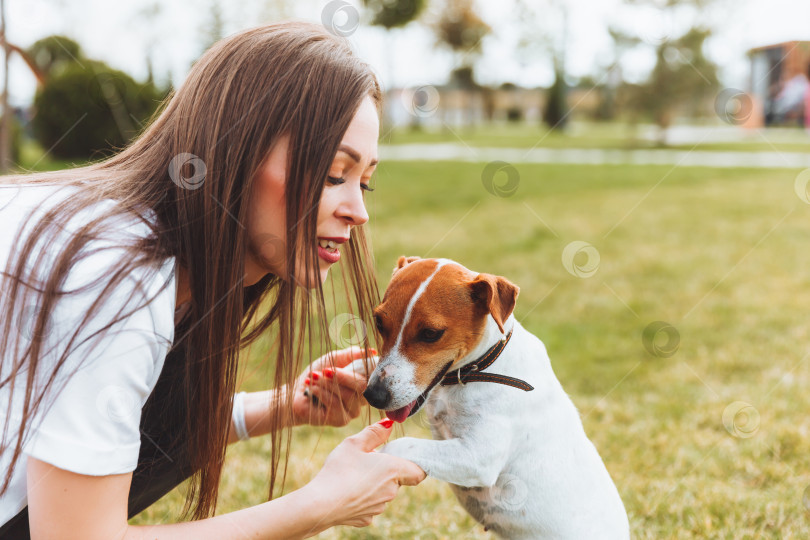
379,436,420,460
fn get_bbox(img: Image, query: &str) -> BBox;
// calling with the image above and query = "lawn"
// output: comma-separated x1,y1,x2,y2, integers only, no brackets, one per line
119,156,810,538
380,121,810,154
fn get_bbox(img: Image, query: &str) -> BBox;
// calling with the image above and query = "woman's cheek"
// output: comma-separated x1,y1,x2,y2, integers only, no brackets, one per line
317,186,339,220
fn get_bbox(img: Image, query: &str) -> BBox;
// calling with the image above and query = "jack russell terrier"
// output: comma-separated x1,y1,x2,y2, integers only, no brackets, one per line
360,256,630,539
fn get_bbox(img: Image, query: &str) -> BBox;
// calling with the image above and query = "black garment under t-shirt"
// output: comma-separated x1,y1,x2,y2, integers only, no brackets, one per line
0,316,198,539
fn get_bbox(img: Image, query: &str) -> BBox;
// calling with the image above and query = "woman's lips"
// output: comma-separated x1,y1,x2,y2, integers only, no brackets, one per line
317,244,340,263
317,237,343,263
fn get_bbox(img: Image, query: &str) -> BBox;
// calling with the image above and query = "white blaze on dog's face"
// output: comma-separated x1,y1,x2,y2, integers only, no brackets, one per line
364,256,519,423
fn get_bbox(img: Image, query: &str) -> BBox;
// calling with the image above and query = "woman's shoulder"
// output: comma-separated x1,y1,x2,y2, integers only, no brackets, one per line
1,181,171,265
0,181,177,341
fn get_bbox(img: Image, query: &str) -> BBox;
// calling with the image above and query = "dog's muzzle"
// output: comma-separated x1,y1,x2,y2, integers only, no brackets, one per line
363,380,391,409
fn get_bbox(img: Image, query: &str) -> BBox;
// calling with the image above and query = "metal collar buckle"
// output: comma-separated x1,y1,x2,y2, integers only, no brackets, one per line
458,364,478,385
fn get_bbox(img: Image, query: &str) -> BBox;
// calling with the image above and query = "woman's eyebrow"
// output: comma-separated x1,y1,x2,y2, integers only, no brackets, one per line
338,144,379,168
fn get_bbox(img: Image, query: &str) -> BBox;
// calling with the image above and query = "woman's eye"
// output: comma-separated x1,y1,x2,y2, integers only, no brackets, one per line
328,175,374,192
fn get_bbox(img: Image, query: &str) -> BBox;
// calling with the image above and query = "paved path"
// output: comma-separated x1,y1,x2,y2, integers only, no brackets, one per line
379,144,810,169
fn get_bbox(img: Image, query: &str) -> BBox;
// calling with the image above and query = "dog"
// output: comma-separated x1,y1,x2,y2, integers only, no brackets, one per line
361,256,630,539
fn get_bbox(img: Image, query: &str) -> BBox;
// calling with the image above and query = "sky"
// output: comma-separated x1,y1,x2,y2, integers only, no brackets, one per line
5,0,810,107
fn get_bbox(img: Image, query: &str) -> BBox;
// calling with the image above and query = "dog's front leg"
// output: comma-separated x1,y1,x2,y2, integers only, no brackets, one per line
380,434,509,488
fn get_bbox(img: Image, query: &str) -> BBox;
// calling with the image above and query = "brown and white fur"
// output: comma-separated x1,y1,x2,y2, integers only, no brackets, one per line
362,256,629,539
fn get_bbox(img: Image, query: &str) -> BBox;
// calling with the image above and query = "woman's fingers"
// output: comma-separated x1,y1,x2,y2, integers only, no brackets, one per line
329,366,370,394
308,368,367,402
304,383,361,425
313,346,378,371
300,365,375,426
322,377,366,412
314,385,361,423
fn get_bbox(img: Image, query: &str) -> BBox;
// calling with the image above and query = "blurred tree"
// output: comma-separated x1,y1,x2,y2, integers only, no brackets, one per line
363,0,426,28
543,63,569,130
26,35,83,79
0,0,9,172
0,38,46,85
259,0,295,21
639,27,720,143
619,0,721,144
200,0,227,53
361,0,427,131
431,0,491,127
432,0,490,79
135,3,164,88
32,57,167,160
595,27,638,121
0,34,84,171
514,0,569,131
1,111,21,165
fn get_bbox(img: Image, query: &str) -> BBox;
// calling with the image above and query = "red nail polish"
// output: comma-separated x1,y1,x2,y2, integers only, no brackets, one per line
312,372,320,381
304,378,310,385
379,418,394,429
369,348,378,355
324,368,334,378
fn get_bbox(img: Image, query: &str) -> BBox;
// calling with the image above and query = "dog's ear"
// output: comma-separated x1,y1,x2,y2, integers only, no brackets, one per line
393,255,422,275
468,273,520,333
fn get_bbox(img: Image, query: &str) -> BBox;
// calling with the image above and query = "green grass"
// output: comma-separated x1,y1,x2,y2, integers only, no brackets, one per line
15,138,89,172
381,121,810,154
124,157,810,538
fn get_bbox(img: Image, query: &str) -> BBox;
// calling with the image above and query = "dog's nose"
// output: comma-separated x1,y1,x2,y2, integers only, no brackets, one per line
363,381,390,410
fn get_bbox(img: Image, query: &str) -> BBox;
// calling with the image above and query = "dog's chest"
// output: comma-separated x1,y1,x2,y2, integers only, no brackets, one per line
424,386,489,440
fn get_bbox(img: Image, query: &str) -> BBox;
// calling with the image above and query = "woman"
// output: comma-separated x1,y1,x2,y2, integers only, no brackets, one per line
0,20,425,539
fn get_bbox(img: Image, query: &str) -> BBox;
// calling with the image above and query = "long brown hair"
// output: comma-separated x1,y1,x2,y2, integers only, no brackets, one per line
0,20,382,520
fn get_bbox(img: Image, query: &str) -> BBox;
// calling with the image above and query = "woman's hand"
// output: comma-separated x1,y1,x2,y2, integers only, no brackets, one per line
291,346,377,427
303,419,427,528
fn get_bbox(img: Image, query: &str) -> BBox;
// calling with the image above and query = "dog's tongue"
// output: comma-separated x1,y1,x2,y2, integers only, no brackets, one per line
386,399,417,423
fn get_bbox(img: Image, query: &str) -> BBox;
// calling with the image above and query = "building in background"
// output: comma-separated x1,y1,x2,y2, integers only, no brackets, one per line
748,41,810,128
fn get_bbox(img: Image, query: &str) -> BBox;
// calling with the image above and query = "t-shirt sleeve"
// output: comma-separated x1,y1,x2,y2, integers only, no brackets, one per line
22,235,176,477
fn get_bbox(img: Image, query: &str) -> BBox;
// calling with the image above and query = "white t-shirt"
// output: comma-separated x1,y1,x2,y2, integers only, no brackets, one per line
0,183,177,527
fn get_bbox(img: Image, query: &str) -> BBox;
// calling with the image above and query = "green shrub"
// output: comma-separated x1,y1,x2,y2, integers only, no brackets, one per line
31,61,166,160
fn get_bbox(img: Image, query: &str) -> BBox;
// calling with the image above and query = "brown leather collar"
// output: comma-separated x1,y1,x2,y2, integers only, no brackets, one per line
440,329,533,392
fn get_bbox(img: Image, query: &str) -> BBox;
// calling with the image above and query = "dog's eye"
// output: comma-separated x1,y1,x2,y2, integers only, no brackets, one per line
418,328,445,343
374,314,386,334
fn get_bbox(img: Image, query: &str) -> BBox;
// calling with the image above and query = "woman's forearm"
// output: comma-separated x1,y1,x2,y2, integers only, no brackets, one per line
227,387,303,444
125,483,335,540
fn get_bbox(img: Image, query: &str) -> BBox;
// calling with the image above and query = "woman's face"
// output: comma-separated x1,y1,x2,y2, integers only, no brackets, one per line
245,95,379,287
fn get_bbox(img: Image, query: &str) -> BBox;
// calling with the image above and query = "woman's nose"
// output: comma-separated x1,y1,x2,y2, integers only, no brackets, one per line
337,187,369,226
